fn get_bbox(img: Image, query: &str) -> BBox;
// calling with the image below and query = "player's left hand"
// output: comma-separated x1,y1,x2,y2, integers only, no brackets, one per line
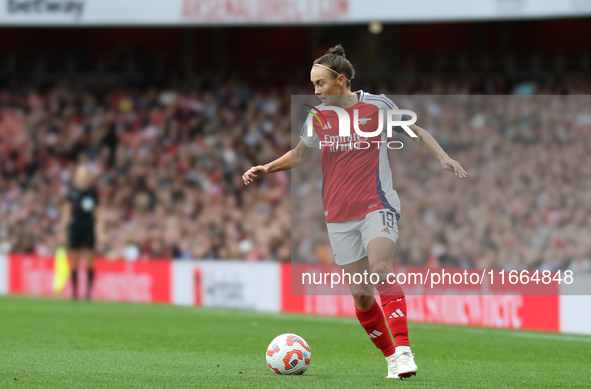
440,156,468,178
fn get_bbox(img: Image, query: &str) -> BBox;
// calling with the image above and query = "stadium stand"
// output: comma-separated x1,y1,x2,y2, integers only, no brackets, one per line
1,71,590,274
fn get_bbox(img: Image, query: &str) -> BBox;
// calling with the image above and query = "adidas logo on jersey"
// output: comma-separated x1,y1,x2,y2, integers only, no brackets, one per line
368,330,382,339
381,227,391,234
389,309,405,318
322,121,332,130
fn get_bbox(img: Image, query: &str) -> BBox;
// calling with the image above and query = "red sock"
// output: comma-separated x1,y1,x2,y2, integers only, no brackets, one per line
377,283,410,348
355,299,396,357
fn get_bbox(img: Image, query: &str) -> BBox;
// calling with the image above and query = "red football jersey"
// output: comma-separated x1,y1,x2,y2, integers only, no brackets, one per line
300,91,401,223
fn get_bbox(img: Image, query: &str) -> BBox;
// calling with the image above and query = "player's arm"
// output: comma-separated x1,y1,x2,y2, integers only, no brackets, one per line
242,140,315,185
404,124,468,178
93,204,106,243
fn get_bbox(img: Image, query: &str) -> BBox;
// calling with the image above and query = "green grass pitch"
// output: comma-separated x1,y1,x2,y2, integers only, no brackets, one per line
0,296,590,388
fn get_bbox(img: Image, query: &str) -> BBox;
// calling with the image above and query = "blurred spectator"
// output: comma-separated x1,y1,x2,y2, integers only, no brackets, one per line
0,74,590,274
0,77,292,261
293,94,591,273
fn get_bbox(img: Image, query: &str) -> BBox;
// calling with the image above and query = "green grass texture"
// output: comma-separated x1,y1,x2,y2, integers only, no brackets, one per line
0,296,590,388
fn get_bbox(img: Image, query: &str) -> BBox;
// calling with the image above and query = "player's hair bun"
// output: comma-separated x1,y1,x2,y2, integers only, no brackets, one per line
327,44,346,58
313,44,355,88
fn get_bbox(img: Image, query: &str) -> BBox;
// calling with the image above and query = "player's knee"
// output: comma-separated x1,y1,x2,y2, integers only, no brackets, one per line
370,265,392,283
353,294,374,311
349,283,373,296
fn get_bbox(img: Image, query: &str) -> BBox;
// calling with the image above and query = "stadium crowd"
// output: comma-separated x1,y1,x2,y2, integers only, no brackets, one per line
1,73,590,272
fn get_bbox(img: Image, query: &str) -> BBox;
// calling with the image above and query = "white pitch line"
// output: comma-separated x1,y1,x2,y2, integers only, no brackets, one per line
192,307,591,341
414,323,591,342
508,332,591,342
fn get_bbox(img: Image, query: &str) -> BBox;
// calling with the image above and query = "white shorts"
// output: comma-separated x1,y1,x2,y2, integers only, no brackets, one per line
326,208,400,266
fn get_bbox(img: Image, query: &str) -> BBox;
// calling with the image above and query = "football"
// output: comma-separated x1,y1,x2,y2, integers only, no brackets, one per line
265,333,312,375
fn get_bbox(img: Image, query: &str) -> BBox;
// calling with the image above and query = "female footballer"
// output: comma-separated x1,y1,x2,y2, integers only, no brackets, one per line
242,45,467,379
59,164,103,300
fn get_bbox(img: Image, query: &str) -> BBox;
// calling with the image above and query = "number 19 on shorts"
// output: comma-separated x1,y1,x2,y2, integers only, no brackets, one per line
379,210,396,229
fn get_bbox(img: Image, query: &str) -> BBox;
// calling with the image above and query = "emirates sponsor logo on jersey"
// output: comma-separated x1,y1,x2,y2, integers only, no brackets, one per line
322,133,370,152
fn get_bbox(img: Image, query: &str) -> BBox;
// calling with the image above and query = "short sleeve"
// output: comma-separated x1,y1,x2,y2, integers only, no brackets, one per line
299,114,320,148
368,94,405,135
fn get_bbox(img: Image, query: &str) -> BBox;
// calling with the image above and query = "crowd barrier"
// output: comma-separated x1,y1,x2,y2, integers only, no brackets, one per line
0,255,589,335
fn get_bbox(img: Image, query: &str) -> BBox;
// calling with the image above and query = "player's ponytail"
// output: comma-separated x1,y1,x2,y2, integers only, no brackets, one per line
327,44,346,58
313,44,355,89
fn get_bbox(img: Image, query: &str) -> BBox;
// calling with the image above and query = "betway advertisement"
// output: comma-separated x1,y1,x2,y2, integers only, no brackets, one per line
1,0,590,26
1,255,590,334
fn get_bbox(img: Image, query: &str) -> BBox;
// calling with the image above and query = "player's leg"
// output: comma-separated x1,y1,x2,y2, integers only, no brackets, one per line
68,225,81,300
79,249,95,300
363,210,417,378
328,220,397,370
341,256,373,309
366,237,410,351
341,258,397,361
82,227,96,300
68,249,81,300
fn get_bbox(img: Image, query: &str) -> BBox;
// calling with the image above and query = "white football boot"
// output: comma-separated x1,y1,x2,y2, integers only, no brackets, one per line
386,347,417,379
385,353,399,378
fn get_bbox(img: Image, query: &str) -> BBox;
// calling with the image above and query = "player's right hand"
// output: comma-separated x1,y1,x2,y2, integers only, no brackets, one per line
242,165,268,185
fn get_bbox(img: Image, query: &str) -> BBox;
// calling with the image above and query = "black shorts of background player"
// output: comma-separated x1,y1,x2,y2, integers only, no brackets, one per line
59,164,104,300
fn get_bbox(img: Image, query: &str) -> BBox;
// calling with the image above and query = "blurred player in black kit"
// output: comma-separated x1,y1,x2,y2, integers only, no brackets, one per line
59,164,104,300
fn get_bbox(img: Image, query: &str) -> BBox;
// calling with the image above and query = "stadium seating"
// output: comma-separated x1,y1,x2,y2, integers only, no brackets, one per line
0,75,590,273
